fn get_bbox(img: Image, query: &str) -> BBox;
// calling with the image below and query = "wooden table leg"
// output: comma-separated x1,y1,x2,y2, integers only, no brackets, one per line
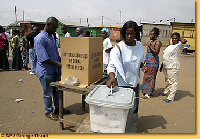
82,94,86,110
59,90,64,130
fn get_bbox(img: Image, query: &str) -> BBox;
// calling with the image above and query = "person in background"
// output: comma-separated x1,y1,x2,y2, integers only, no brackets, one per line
56,25,71,50
4,29,10,57
53,33,60,48
76,27,83,37
61,25,71,37
0,25,9,71
159,32,187,103
11,29,22,70
83,30,90,37
142,27,162,99
19,30,29,70
26,26,40,75
34,17,63,121
101,28,113,74
106,21,145,114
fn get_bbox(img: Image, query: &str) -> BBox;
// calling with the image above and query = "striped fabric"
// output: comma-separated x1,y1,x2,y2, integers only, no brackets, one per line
142,40,160,95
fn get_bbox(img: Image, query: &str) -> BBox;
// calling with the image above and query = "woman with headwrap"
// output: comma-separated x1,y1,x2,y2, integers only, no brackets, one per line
101,28,113,74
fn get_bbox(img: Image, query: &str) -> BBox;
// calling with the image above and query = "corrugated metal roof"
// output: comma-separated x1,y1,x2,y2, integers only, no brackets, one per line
141,22,171,25
58,19,82,26
170,22,195,26
7,21,46,27
96,25,122,28
7,20,83,27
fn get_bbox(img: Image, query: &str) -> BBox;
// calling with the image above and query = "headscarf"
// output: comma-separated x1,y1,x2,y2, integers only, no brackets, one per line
101,28,111,38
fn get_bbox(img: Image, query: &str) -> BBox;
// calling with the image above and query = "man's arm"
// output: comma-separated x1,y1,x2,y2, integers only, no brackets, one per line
44,59,61,68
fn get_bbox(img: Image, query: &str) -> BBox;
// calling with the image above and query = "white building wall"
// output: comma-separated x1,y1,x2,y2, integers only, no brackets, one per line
141,24,172,47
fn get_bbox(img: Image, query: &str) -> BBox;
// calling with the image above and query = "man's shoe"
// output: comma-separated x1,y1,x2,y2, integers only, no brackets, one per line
30,72,35,75
45,113,59,121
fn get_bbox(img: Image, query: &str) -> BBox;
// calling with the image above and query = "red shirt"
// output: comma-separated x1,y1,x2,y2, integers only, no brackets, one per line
0,32,8,50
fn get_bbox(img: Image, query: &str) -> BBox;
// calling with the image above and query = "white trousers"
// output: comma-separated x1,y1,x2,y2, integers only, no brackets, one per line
163,68,179,101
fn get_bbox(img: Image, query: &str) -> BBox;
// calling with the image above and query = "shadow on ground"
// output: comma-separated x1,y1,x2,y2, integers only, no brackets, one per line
153,88,195,101
137,115,167,133
63,102,89,115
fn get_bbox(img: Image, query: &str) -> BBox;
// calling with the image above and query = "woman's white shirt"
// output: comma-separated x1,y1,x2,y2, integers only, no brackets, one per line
107,40,145,87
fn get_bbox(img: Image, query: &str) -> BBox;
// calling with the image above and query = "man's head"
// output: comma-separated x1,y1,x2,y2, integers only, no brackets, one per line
31,25,35,31
76,27,82,36
12,29,19,35
0,25,3,33
45,17,58,35
33,26,40,35
83,31,90,37
20,30,24,37
61,25,67,34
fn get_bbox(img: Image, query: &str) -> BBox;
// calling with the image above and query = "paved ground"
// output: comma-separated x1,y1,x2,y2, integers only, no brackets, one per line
0,44,195,134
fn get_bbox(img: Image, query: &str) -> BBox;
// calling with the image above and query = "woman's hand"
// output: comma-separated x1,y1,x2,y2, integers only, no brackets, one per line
148,40,161,55
142,66,148,73
106,72,116,88
147,40,152,47
180,38,187,44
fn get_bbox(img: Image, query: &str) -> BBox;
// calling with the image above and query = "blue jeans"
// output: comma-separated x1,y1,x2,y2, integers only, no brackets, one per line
40,74,60,114
29,48,35,73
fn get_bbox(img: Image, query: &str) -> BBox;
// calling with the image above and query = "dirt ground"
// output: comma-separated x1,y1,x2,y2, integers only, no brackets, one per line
0,43,195,134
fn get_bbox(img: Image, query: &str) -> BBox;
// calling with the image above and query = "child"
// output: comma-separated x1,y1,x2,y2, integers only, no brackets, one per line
159,32,187,103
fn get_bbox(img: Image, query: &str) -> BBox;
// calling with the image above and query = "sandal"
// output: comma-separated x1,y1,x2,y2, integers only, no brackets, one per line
158,93,167,96
162,99,173,103
141,94,151,99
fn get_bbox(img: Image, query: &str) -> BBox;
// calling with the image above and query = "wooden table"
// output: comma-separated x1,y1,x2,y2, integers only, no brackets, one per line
50,76,108,130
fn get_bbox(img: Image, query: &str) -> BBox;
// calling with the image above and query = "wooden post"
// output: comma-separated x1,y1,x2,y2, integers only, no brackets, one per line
59,90,64,130
82,95,86,110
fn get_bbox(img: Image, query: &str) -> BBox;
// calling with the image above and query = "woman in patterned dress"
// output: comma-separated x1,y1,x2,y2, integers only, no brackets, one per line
20,30,29,70
142,27,162,99
11,29,23,70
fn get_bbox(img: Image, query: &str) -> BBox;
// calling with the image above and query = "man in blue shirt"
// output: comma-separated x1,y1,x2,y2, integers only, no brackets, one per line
34,17,61,120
